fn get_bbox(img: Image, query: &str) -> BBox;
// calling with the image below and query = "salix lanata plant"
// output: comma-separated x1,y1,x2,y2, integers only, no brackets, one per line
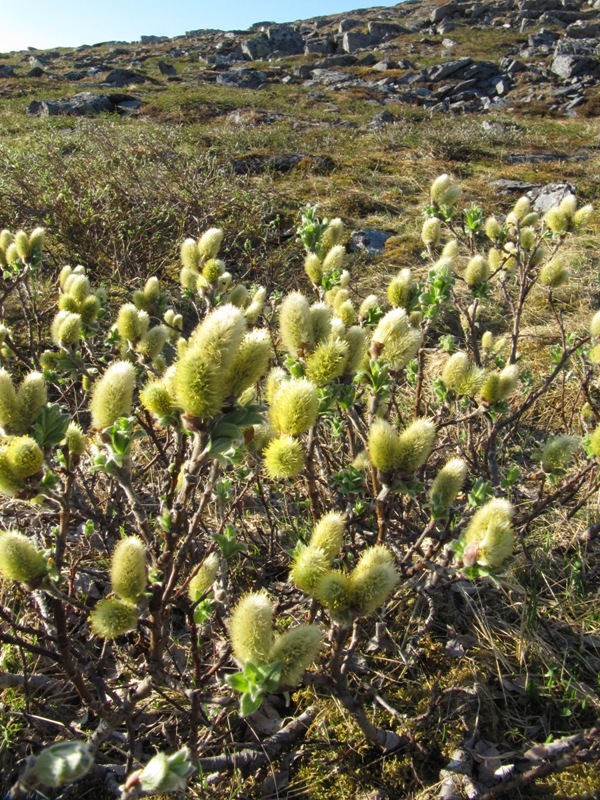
0,176,598,795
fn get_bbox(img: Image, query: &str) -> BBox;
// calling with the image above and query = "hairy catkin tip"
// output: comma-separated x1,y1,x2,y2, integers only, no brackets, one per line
310,511,346,562
263,435,305,479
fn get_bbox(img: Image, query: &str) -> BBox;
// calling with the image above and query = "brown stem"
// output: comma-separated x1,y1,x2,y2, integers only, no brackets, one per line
329,625,405,751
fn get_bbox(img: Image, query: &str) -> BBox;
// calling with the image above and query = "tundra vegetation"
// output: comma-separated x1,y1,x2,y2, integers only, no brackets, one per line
1,6,600,800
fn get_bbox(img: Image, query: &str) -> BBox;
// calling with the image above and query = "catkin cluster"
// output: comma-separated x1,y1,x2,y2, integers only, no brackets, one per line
180,227,266,321
229,591,322,688
0,226,45,268
90,537,147,638
289,512,398,620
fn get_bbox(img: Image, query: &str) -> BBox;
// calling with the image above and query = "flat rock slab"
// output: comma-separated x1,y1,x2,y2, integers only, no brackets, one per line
348,228,395,255
231,153,335,175
216,69,267,88
527,182,577,213
27,91,140,116
101,68,149,86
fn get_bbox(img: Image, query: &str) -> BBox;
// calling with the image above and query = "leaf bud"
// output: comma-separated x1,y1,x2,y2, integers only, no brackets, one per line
28,741,93,788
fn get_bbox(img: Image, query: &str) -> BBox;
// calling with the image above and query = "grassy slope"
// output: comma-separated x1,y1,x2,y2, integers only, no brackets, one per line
0,8,599,799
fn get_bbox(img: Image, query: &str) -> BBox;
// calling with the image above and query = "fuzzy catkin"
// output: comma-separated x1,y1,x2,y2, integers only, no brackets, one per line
187,304,246,371
90,598,139,638
309,512,346,562
463,498,514,569
279,292,314,357
229,591,274,665
0,530,48,584
396,419,436,473
349,546,398,614
305,339,349,386
111,537,147,603
225,329,272,398
430,458,467,512
290,545,329,594
173,352,224,420
188,552,219,600
89,361,136,429
270,379,318,436
268,625,322,687
263,435,305,479
368,418,401,475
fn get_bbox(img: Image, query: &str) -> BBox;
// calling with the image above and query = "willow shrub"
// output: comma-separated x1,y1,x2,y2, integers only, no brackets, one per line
0,178,597,793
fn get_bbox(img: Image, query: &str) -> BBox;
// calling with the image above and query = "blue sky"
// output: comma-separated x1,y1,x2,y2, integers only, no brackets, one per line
0,0,402,53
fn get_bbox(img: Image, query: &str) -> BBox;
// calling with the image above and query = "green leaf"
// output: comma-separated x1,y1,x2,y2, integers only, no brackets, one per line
240,691,263,717
225,672,250,693
32,404,70,448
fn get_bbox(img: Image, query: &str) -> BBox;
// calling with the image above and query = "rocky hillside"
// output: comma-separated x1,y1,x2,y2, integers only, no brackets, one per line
1,0,600,119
